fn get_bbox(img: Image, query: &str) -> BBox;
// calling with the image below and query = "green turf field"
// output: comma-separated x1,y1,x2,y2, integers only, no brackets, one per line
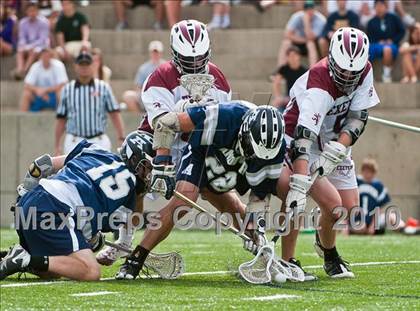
0,228,419,310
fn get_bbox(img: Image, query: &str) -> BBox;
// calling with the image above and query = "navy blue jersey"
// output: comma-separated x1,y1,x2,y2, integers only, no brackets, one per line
40,140,137,234
178,101,286,198
357,176,391,225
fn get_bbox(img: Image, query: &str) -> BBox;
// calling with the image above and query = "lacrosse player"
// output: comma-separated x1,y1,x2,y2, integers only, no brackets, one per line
274,27,380,279
115,101,288,280
0,131,155,281
97,19,234,265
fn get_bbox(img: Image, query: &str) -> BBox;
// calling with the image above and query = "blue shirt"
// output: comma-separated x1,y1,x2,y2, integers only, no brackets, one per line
367,13,405,44
186,101,286,199
357,176,391,225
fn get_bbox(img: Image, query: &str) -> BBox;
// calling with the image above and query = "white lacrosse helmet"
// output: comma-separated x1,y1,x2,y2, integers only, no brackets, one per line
328,27,369,94
238,106,285,160
170,19,211,74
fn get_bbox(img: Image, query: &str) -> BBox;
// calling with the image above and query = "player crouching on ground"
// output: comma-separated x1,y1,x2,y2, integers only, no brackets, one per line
115,101,288,280
276,27,380,279
0,131,155,281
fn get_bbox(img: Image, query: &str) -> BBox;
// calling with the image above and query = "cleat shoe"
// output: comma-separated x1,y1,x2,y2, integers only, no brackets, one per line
289,258,318,281
314,231,325,259
115,259,141,280
0,245,30,280
324,256,355,278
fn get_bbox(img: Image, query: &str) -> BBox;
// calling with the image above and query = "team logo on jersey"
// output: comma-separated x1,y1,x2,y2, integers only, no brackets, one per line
181,164,193,176
312,113,321,126
153,102,161,108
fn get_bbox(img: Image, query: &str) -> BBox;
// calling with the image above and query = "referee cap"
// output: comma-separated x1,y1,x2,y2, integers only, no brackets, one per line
76,51,93,65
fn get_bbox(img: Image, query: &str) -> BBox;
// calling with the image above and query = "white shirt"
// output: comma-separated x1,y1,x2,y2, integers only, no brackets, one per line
25,58,68,88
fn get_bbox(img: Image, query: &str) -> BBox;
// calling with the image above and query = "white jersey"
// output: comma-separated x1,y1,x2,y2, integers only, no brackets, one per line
283,57,379,154
138,60,231,163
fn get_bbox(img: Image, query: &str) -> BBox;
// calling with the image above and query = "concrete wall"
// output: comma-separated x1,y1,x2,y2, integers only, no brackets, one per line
1,110,419,227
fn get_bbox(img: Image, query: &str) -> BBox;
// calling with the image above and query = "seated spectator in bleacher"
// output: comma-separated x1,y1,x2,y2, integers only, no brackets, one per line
122,40,165,112
20,48,68,112
55,0,90,62
12,2,49,80
271,46,306,111
38,0,62,46
400,23,420,83
207,0,231,30
92,48,112,84
351,158,404,235
278,1,326,66
113,0,164,31
319,0,360,57
387,0,416,28
323,0,373,29
0,4,16,56
367,0,405,83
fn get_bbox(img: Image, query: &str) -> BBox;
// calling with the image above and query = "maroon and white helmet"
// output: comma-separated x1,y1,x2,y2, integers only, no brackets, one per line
170,19,211,74
328,27,369,94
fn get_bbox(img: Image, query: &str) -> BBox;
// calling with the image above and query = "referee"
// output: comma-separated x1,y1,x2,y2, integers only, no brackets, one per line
55,51,125,155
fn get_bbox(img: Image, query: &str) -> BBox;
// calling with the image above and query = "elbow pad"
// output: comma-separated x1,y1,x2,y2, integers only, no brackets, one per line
152,112,180,150
290,125,317,162
341,110,368,145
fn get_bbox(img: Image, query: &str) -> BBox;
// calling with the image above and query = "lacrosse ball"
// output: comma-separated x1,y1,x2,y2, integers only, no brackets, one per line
273,273,287,284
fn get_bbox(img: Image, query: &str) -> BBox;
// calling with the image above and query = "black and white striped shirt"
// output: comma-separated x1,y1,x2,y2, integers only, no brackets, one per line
56,79,120,138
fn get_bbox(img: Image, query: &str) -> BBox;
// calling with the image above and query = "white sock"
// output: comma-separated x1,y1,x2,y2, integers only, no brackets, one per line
221,14,230,28
383,66,392,76
116,226,134,247
210,14,222,27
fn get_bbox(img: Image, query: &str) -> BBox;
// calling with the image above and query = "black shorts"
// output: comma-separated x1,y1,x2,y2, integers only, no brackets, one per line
131,0,151,8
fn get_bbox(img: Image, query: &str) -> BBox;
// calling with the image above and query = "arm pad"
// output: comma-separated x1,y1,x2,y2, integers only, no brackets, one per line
341,109,368,145
152,112,181,150
290,125,318,162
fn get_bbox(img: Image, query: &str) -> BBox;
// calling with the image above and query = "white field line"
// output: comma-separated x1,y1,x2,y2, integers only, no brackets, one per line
1,260,419,288
243,294,300,301
70,291,119,297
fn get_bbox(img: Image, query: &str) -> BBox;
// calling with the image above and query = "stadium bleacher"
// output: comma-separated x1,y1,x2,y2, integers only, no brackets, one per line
0,1,419,227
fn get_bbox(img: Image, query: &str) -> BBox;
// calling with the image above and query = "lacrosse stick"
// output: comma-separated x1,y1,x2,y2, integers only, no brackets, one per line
104,240,184,279
173,191,304,283
180,74,215,101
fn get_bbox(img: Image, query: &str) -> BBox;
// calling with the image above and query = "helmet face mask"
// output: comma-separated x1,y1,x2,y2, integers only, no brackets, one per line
328,27,369,94
172,49,210,74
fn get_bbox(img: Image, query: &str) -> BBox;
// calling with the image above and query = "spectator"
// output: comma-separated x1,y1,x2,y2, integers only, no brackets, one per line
207,0,230,30
55,0,90,62
55,52,124,155
92,48,112,84
113,0,164,31
351,158,403,235
122,40,165,112
319,0,360,57
38,0,63,46
0,4,16,56
13,2,49,80
20,48,68,112
271,45,306,111
165,0,181,28
387,0,416,28
323,0,374,28
277,1,326,66
400,24,420,83
367,0,405,83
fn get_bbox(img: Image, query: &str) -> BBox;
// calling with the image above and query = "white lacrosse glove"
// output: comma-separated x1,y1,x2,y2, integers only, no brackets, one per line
244,231,268,255
285,174,313,218
310,141,347,177
96,244,130,266
150,156,176,200
174,96,217,112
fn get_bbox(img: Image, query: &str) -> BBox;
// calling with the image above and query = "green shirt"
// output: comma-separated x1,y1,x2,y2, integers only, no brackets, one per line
55,11,88,42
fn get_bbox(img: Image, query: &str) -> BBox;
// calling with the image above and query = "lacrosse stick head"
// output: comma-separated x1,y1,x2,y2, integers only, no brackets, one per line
143,251,185,279
271,255,305,282
180,74,214,101
238,244,275,284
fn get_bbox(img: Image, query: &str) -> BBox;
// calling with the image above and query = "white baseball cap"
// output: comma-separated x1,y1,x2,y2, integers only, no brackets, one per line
148,40,164,52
